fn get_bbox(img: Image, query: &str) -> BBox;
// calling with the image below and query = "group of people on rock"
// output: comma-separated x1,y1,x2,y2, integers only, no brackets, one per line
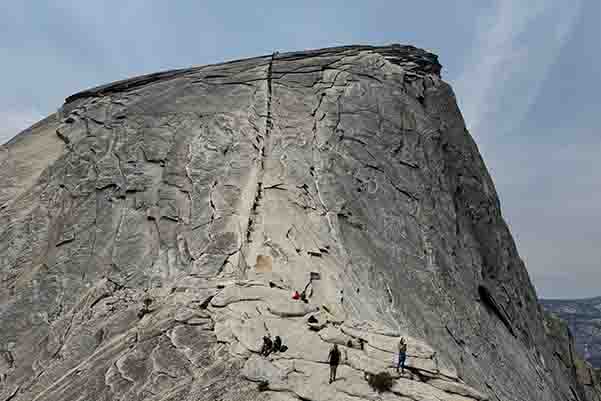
327,337,407,384
265,276,410,385
260,335,288,356
260,333,408,384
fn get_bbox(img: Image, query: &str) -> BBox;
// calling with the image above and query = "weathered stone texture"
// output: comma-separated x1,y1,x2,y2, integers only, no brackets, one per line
0,44,599,401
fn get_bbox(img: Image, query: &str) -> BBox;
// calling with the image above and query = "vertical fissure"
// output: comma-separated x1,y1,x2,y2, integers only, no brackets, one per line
242,53,275,267
265,53,274,139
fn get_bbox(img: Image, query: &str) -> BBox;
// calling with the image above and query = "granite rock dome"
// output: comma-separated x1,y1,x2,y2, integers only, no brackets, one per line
0,44,599,401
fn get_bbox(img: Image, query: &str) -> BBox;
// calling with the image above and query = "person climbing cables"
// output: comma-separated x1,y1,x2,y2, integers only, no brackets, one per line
397,337,407,374
328,344,341,383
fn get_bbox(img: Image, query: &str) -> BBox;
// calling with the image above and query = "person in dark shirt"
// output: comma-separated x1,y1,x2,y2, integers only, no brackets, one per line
261,336,273,356
273,336,282,353
328,344,341,383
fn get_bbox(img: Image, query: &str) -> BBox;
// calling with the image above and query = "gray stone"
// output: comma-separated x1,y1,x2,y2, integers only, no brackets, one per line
318,326,353,345
0,44,598,401
242,355,288,384
427,378,489,400
267,300,318,317
211,285,289,307
391,378,476,401
229,317,268,353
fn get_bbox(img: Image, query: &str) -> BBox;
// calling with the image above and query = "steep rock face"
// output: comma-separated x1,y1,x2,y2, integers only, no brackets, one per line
0,44,599,401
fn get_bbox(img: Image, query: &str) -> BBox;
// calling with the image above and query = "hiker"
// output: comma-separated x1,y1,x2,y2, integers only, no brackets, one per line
137,297,153,319
261,336,273,357
328,344,341,383
292,290,300,300
302,277,314,300
396,337,407,374
273,336,282,353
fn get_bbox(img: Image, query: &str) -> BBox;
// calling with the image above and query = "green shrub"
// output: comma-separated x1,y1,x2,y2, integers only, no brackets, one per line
366,371,393,393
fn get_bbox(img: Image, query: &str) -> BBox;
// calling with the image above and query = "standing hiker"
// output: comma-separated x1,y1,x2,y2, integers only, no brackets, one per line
328,344,341,383
397,337,407,374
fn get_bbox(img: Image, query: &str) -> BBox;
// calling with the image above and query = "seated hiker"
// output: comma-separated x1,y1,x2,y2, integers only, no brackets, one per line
273,336,282,353
396,337,407,373
260,336,273,356
292,290,300,300
137,297,153,319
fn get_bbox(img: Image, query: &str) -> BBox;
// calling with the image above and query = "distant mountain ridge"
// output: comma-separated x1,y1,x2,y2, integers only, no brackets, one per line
541,296,601,368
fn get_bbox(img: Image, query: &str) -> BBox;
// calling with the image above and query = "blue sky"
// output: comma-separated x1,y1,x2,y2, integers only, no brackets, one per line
1,1,599,298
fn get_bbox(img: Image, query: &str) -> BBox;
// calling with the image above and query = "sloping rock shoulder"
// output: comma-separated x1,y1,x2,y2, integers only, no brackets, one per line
0,44,599,401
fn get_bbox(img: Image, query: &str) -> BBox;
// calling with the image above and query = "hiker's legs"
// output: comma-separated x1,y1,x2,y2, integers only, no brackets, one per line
332,365,338,381
329,365,336,383
396,353,402,372
398,353,406,373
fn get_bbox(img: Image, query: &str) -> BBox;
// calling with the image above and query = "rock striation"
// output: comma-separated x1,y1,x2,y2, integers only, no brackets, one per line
0,44,600,401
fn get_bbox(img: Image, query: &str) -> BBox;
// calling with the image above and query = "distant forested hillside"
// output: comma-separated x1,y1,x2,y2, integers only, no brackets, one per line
542,297,601,367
